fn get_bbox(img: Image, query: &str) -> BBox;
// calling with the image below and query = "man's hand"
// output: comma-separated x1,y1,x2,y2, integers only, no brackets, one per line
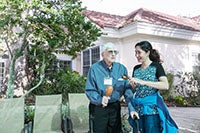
130,111,139,120
102,96,110,107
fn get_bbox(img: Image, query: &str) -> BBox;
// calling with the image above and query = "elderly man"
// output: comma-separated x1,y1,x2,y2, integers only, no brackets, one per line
85,42,132,133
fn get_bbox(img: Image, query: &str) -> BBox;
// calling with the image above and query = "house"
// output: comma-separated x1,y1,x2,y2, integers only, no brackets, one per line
0,8,200,96
78,8,200,76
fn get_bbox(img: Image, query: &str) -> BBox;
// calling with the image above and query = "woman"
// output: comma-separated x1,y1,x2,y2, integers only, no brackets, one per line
127,41,178,133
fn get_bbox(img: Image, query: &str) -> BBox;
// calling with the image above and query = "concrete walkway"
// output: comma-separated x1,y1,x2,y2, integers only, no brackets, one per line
169,107,200,133
74,107,200,133
121,106,200,133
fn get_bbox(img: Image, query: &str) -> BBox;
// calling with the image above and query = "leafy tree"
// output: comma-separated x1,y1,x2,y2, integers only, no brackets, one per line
0,0,102,98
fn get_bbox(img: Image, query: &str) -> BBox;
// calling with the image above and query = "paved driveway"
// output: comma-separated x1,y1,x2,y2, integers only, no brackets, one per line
169,107,200,133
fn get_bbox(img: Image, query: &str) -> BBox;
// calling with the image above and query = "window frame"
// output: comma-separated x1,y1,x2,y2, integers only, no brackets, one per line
0,59,6,90
191,52,200,72
82,46,100,76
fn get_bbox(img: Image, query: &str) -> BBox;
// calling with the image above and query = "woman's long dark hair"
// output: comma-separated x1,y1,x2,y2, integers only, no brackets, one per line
135,41,162,63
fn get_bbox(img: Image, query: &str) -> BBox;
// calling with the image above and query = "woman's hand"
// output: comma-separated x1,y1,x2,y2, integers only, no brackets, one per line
130,76,169,90
130,78,145,85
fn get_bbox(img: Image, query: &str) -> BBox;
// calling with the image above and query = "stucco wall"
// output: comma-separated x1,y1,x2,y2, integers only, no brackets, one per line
103,34,200,76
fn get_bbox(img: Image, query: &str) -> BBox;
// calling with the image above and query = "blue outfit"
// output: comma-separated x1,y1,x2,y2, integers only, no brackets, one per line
85,60,132,133
127,62,178,133
85,60,130,105
128,92,178,133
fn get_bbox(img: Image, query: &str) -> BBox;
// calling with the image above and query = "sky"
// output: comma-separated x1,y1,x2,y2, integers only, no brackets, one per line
81,0,200,17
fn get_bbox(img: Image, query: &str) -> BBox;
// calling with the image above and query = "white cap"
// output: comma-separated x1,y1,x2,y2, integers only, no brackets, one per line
100,42,118,53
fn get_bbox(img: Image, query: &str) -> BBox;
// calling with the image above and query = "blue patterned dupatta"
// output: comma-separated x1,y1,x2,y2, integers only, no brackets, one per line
128,92,178,133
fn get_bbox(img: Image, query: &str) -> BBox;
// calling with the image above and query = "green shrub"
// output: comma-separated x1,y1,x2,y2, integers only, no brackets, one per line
121,113,132,133
174,96,188,106
160,73,174,100
174,72,199,98
24,105,35,124
32,69,86,103
193,72,200,87
185,90,200,106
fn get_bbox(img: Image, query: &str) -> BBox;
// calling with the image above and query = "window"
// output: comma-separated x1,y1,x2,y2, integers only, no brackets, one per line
82,46,100,76
83,49,90,76
49,60,72,71
58,60,72,70
192,52,200,72
0,60,5,89
91,47,100,64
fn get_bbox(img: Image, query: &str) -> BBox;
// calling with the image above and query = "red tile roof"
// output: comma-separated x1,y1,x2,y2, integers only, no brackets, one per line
83,8,200,31
192,15,200,23
83,10,124,28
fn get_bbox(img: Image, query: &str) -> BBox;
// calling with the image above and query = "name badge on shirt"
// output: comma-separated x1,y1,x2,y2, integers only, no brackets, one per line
104,77,112,86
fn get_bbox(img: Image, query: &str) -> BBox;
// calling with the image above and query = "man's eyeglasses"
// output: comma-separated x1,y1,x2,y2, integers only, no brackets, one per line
107,50,119,55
